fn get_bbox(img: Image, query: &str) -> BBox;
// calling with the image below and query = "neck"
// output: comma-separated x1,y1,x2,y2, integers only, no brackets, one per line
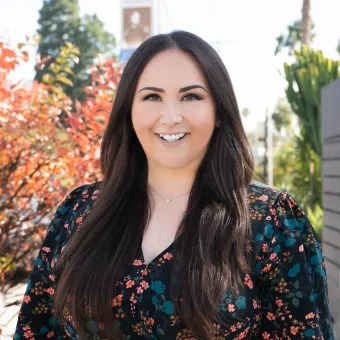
147,163,196,198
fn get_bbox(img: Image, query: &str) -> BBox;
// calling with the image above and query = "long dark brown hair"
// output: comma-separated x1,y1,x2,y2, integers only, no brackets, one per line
54,30,254,339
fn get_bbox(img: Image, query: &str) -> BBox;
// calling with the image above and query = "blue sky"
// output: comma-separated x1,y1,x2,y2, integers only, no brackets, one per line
1,0,339,128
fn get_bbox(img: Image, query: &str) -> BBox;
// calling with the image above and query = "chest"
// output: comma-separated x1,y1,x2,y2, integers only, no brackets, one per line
141,202,184,265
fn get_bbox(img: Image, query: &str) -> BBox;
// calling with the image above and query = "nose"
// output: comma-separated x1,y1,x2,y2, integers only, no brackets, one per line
159,101,183,125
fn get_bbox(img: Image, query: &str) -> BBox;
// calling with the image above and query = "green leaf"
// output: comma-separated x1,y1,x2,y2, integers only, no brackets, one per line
292,297,300,307
42,73,54,84
56,57,65,65
50,63,60,73
295,291,303,298
56,75,73,86
64,66,74,75
288,263,300,277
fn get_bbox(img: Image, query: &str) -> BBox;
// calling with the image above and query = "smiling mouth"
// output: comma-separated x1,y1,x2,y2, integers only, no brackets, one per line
155,132,188,142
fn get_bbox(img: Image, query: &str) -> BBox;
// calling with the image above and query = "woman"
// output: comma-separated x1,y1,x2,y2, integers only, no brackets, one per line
14,31,334,339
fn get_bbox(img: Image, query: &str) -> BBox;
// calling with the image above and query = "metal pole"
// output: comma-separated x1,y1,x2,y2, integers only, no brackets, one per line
267,109,273,187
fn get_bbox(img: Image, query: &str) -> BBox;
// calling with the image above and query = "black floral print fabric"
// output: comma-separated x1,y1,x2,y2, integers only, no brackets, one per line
13,181,335,339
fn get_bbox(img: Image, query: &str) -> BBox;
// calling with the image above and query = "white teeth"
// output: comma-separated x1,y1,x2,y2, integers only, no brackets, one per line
159,133,186,142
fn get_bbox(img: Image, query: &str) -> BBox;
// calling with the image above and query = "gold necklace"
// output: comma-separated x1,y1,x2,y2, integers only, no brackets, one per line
149,186,190,203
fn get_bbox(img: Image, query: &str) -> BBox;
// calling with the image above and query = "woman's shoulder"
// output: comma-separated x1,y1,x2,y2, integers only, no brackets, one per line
248,180,283,202
47,181,101,253
247,180,316,242
247,180,283,222
57,181,101,216
247,180,303,213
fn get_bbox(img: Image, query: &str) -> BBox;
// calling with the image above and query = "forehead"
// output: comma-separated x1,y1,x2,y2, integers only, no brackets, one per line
136,49,208,89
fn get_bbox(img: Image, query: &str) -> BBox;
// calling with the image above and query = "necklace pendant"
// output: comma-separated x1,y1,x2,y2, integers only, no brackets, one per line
166,198,171,203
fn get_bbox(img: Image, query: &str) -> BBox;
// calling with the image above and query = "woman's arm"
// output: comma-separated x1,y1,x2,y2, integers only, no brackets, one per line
259,192,335,339
13,184,90,340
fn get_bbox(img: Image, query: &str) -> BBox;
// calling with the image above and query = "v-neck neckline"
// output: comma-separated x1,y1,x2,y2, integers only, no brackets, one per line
139,241,174,267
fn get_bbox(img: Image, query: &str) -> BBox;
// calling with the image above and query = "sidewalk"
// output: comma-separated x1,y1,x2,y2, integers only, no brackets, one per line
0,283,26,340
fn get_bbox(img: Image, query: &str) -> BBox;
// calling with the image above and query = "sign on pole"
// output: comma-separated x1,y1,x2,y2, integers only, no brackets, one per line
120,0,155,62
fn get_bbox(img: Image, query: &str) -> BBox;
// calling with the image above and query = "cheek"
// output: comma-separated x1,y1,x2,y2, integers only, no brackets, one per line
131,105,157,147
183,103,216,133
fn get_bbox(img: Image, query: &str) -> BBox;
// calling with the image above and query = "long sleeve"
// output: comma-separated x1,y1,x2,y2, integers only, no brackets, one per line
13,184,90,340
259,192,335,339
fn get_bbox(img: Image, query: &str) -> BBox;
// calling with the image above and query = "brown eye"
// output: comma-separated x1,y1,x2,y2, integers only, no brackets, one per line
182,93,202,101
143,94,161,101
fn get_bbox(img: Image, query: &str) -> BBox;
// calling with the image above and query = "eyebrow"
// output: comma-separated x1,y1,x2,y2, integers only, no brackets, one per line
138,85,208,93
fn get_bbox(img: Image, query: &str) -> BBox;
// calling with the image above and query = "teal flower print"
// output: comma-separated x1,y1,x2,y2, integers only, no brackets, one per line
288,263,301,277
151,280,166,294
152,295,158,305
235,296,246,309
163,300,174,315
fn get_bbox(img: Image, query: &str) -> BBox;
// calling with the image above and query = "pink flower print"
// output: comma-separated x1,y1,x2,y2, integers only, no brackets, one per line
290,326,298,335
269,253,277,260
92,190,100,200
47,331,55,338
140,280,149,289
49,274,55,281
24,330,34,338
163,252,173,260
64,223,69,229
112,294,123,307
299,244,304,252
23,295,31,303
275,298,283,307
126,280,135,288
262,243,269,253
130,293,137,303
133,259,143,266
42,247,51,253
266,312,276,321
228,304,235,312
244,274,254,289
45,287,55,295
270,208,276,215
258,195,268,201
136,286,143,294
252,299,258,309
305,312,315,319
262,264,272,273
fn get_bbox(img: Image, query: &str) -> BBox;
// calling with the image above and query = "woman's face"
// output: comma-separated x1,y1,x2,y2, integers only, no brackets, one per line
131,49,217,172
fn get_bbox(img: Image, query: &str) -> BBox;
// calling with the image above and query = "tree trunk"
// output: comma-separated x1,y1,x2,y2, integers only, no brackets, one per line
301,0,311,45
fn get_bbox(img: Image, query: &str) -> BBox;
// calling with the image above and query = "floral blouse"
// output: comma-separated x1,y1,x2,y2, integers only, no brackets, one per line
14,181,335,339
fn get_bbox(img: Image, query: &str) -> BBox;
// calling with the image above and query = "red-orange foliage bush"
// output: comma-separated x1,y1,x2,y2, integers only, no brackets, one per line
0,41,122,285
